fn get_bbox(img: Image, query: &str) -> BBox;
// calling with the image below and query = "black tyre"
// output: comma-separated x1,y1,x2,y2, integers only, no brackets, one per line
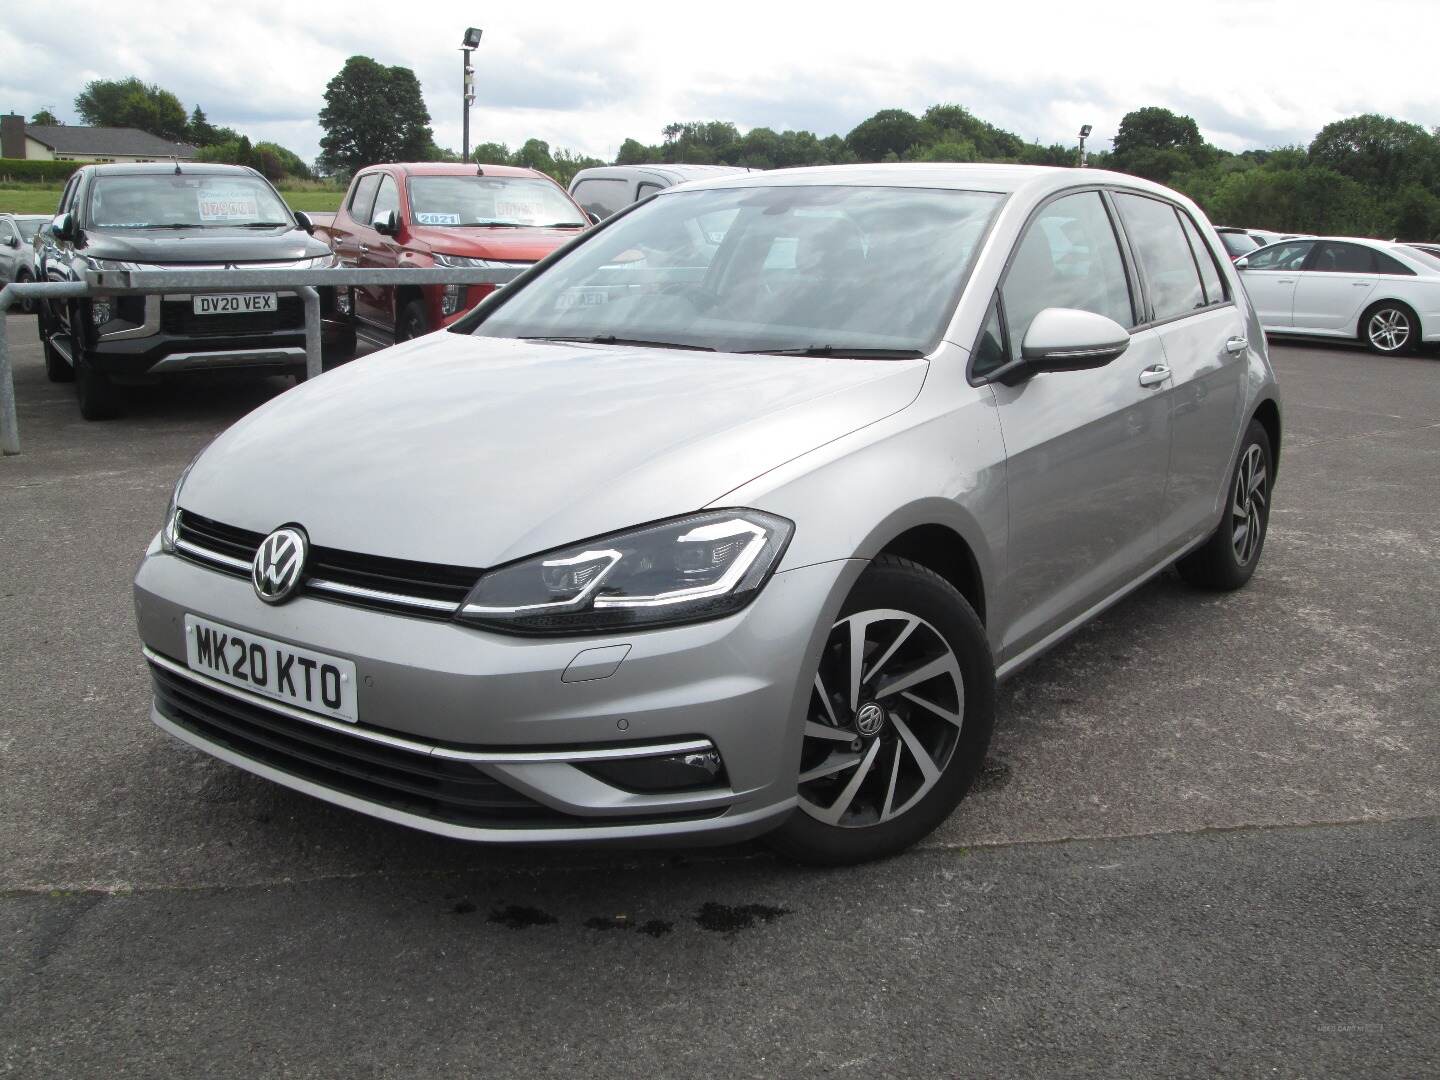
323,324,358,367
1361,300,1418,356
14,269,35,315
766,555,996,865
75,350,123,421
38,309,74,383
396,300,429,342
1177,419,1273,591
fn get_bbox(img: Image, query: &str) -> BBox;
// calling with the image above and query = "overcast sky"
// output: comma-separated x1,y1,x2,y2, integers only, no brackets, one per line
2,1,1436,166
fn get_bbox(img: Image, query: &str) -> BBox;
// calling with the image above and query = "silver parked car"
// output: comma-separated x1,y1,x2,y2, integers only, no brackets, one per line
134,164,1281,864
0,213,48,313
569,164,753,222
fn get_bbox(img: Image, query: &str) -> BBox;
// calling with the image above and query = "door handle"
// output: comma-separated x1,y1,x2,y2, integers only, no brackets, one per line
1275,279,1293,285
1138,363,1171,387
1225,336,1248,354
1353,281,1372,286
358,244,371,254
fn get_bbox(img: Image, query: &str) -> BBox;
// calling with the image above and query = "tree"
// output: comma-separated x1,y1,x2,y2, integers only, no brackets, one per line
74,77,187,139
615,138,653,165
1309,114,1440,191
513,138,554,173
186,106,219,146
255,142,311,180
29,108,59,126
470,141,512,165
548,148,605,187
1111,106,1209,181
317,56,434,177
845,109,924,162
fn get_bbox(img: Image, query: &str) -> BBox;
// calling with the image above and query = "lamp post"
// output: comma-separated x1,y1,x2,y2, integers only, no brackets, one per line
1078,124,1092,168
461,27,482,162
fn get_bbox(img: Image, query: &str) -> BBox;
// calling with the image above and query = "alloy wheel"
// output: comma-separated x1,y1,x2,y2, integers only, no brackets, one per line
799,608,964,828
1367,308,1410,353
1231,444,1267,565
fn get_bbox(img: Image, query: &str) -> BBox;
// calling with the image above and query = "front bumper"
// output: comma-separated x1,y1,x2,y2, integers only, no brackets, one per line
133,537,861,844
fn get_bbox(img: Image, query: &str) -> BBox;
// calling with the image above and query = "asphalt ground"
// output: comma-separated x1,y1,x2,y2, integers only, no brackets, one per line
2,316,1436,1077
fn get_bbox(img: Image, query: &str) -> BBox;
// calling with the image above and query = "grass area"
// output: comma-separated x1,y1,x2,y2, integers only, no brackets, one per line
0,184,343,215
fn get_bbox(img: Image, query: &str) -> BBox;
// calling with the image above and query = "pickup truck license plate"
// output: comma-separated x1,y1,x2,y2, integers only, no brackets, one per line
184,614,357,722
193,293,278,315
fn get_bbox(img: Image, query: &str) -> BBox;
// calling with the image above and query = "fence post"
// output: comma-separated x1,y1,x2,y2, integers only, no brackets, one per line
298,287,322,381
0,286,18,456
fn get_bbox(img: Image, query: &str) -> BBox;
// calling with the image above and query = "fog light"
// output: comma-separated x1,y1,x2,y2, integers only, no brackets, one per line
583,748,726,793
336,289,353,316
91,300,112,325
441,283,463,316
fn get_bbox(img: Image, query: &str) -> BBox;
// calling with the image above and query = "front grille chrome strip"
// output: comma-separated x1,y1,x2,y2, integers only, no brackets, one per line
173,537,465,617
145,648,716,765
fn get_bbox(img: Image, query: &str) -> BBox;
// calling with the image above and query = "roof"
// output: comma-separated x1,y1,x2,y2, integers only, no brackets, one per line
0,213,49,221
72,161,261,176
26,124,197,159
667,162,1179,201
381,162,546,179
569,164,752,185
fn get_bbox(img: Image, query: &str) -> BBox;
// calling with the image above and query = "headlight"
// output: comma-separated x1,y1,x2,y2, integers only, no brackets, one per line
433,253,499,268
160,451,205,554
456,509,793,635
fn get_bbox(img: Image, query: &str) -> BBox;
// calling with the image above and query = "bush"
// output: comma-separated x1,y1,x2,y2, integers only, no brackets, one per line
0,158,82,183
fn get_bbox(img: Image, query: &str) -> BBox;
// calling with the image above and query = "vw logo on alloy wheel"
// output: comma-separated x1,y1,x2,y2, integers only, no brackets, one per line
855,702,887,738
252,526,308,604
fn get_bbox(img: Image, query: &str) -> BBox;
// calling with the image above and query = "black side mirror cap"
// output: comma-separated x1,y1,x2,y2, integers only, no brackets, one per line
51,211,75,243
294,210,315,235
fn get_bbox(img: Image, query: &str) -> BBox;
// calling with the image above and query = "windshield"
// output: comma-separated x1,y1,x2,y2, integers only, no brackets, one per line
1219,231,1259,256
408,176,584,227
15,219,41,240
88,174,292,229
473,185,1004,355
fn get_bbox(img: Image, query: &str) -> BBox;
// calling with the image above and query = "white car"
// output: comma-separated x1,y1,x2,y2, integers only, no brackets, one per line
1237,236,1440,354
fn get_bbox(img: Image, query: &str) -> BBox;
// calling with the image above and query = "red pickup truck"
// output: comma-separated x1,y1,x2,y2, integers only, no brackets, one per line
316,162,590,343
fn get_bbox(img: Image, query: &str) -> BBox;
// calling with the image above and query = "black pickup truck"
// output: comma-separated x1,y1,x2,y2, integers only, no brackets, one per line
35,162,354,419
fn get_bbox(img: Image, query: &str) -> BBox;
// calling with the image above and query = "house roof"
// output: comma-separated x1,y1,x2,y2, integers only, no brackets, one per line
26,125,198,159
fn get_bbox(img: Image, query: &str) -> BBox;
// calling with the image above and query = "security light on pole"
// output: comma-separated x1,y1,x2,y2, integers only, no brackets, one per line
461,27,483,163
1078,124,1092,168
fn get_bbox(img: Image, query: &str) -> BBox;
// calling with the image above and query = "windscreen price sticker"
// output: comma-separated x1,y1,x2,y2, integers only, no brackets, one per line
416,212,461,225
198,188,260,221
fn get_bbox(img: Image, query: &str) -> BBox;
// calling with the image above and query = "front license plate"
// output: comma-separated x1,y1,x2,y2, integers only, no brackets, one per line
184,615,358,722
193,293,278,315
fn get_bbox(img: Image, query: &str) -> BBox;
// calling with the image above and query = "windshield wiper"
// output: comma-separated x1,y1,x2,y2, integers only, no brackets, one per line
740,345,926,359
141,223,210,230
237,221,290,228
539,222,586,228
461,221,525,228
521,335,714,352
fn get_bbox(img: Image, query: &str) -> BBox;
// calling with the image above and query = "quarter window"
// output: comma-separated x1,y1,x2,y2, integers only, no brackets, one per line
1178,213,1226,305
371,174,400,224
1113,193,1206,321
1374,250,1416,276
972,295,1009,378
1001,191,1134,353
348,173,380,223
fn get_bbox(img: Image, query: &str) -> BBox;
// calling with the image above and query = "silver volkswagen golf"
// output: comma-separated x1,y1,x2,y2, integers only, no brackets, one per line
134,164,1280,864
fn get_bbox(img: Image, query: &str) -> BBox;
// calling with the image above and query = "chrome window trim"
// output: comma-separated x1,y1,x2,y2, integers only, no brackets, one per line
146,647,714,764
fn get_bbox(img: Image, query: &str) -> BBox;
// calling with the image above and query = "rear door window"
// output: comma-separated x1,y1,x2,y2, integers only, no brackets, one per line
1000,190,1135,351
348,173,380,224
1114,193,1206,320
571,178,631,220
1306,241,1376,274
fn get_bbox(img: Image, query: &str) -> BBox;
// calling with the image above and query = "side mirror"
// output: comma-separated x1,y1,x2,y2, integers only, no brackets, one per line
1019,308,1130,373
585,210,601,226
51,212,75,243
3,235,16,249
1234,256,1250,269
372,210,399,236
294,210,315,235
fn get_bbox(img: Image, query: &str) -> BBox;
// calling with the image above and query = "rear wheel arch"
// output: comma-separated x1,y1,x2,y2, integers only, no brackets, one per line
1252,398,1281,475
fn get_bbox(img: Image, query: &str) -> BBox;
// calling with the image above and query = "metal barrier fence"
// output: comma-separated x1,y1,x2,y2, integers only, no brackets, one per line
0,266,522,455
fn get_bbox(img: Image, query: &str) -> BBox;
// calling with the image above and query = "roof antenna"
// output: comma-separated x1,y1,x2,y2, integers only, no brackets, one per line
172,156,182,175
475,164,484,176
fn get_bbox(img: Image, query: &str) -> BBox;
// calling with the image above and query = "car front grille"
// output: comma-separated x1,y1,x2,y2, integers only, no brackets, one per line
162,296,305,336
150,659,570,827
174,510,479,620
